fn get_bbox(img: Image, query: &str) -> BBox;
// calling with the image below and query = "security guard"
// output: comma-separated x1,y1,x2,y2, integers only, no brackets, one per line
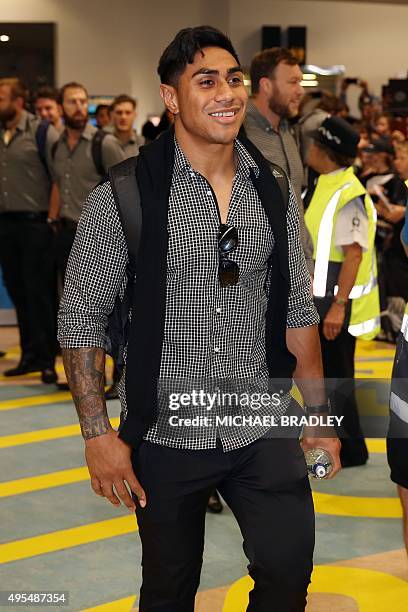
305,116,380,467
387,172,408,555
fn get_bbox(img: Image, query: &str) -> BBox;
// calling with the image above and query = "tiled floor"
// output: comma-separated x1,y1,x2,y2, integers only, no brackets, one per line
1,327,407,611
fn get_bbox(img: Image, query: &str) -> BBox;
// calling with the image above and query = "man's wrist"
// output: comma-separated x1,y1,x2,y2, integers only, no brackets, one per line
333,296,348,307
305,401,330,415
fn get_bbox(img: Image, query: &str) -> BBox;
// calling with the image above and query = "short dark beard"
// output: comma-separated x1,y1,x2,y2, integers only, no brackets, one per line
63,113,88,130
268,96,290,120
0,107,17,127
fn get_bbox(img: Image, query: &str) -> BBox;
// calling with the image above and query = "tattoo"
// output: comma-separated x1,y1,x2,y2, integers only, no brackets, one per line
62,348,111,440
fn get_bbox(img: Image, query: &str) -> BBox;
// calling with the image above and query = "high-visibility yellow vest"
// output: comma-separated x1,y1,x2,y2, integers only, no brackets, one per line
401,179,408,337
305,166,380,341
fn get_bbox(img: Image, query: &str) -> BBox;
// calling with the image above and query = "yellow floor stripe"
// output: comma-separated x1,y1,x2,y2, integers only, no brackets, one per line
82,596,137,611
0,514,138,564
313,491,401,518
366,438,386,453
0,392,72,411
224,566,408,612
0,417,120,449
0,467,89,498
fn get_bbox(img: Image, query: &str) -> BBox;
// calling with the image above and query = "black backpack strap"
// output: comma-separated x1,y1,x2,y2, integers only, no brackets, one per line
92,129,108,178
108,156,141,278
35,120,51,177
237,131,290,211
268,162,290,211
51,138,59,160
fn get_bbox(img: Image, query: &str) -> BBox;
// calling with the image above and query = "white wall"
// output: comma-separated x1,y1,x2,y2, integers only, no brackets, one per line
229,0,408,96
1,0,408,127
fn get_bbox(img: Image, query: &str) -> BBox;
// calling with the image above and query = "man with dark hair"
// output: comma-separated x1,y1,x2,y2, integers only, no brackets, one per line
34,86,63,132
0,77,60,382
109,94,143,159
95,104,111,129
244,48,314,273
305,116,380,467
59,26,340,611
49,82,124,279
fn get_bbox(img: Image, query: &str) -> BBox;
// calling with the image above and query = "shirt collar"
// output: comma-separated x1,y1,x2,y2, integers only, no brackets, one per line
16,110,28,132
62,121,95,142
80,122,95,141
246,98,288,134
173,136,259,180
0,110,28,135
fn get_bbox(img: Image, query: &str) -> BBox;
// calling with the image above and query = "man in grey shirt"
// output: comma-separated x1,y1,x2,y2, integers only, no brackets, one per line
244,48,314,272
109,94,143,158
0,78,60,382
49,82,125,278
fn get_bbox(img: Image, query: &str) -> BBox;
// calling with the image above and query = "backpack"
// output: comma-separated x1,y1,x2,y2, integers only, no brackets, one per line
35,120,52,178
51,128,108,177
105,154,289,372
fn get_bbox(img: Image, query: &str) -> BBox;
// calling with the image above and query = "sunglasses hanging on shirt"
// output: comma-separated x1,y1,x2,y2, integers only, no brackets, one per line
218,224,239,287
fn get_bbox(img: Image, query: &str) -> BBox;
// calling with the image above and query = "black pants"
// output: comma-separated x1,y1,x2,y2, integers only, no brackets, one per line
55,222,77,281
319,325,368,463
132,437,315,612
0,214,56,369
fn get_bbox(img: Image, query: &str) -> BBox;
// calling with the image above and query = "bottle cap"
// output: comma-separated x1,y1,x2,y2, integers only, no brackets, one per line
314,464,327,478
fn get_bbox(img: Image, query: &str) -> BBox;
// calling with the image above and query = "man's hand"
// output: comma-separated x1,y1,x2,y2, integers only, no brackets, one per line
301,430,342,479
323,303,345,340
85,428,146,511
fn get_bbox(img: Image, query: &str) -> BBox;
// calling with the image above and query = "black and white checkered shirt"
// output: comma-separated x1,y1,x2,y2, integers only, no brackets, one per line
58,138,319,451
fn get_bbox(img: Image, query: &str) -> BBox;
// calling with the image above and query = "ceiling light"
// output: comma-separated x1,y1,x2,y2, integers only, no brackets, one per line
301,80,319,87
0,34,10,42
303,64,345,76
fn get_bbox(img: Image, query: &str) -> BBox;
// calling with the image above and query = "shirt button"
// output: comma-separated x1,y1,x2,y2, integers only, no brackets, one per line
65,173,70,178
2,177,6,181
206,190,211,196
3,192,8,196
65,189,69,193
216,307,221,314
214,347,220,353
190,172,195,178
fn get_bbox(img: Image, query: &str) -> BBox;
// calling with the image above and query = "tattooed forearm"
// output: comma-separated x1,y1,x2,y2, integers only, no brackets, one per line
62,348,111,440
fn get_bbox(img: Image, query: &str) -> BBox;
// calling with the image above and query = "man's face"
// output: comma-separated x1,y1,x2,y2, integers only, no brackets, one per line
361,104,373,122
161,46,248,146
394,148,408,181
306,141,327,173
0,85,18,125
370,151,389,172
358,130,369,151
35,97,62,126
265,61,303,119
375,116,390,136
95,107,110,128
62,87,88,130
111,102,136,133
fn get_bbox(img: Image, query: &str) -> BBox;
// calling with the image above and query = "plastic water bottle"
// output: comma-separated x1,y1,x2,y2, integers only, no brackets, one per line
305,448,333,479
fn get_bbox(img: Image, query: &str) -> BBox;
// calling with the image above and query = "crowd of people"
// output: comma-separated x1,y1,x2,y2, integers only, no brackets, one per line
1,24,408,609
0,69,407,385
0,79,142,394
